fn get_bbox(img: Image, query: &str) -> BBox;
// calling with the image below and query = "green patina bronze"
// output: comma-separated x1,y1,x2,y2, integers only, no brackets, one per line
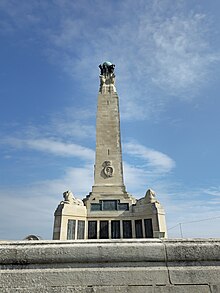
103,61,112,66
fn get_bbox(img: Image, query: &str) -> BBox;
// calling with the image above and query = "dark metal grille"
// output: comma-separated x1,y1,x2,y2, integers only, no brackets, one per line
135,219,143,238
67,220,76,240
111,220,120,239
123,220,132,238
100,221,109,239
88,221,97,239
144,219,153,238
77,220,85,239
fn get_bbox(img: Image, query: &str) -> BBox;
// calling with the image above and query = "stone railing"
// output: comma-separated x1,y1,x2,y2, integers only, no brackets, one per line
0,239,220,292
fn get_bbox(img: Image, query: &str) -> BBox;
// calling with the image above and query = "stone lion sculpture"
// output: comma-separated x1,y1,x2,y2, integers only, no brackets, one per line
145,189,159,203
136,188,159,206
62,190,84,206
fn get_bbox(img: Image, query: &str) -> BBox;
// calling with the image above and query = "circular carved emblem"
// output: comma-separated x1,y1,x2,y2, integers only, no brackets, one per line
103,161,114,178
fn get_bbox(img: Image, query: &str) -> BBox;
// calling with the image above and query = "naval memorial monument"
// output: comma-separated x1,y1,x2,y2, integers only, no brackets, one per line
1,62,220,293
53,62,167,240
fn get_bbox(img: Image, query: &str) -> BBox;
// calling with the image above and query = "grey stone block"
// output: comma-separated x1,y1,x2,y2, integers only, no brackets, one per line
168,265,220,285
0,287,154,293
210,285,220,293
92,286,154,293
154,285,211,293
1,240,220,291
0,266,169,287
164,239,220,261
0,286,212,293
0,240,165,265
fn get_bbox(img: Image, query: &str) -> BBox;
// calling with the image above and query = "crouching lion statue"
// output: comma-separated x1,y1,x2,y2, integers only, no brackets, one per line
62,190,84,206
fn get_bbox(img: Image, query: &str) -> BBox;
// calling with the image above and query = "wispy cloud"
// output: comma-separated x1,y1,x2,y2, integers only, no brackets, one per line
2,137,95,161
148,13,220,94
0,164,93,240
123,162,149,197
142,180,220,238
1,106,96,161
1,160,219,239
200,186,220,197
0,106,96,162
47,108,96,140
44,2,220,119
1,1,219,119
40,165,93,196
124,141,175,173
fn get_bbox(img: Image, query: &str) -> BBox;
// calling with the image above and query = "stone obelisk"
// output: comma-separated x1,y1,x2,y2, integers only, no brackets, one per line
91,61,126,196
53,61,167,240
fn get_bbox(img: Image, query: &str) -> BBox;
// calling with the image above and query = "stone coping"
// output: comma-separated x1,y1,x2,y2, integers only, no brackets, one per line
0,239,220,265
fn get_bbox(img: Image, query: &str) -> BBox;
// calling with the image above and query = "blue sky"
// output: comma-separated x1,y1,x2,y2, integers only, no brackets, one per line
0,0,220,240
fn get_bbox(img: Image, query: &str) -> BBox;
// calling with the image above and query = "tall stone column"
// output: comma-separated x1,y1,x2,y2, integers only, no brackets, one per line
91,62,126,196
53,62,167,240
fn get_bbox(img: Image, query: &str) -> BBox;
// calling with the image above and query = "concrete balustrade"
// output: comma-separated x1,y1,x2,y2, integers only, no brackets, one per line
0,239,220,292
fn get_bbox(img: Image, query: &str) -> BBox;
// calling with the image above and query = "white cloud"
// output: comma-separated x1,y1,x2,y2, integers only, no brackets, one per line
0,164,93,240
39,165,93,196
1,1,219,120
2,137,95,161
0,107,96,172
41,2,220,119
166,200,220,238
149,13,220,95
123,162,149,197
147,183,220,238
48,109,96,139
0,186,57,240
1,162,219,239
201,186,220,197
124,141,175,173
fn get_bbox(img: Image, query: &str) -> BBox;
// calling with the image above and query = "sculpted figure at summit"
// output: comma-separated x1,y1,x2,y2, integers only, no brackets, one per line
99,61,115,75
99,61,116,91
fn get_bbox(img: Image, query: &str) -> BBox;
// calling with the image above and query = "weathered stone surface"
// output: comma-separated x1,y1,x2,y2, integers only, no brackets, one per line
0,286,154,293
0,267,168,287
154,285,211,293
0,286,153,293
0,239,165,265
0,285,212,293
0,239,219,292
164,239,220,285
210,285,220,293
168,265,220,285
164,239,220,261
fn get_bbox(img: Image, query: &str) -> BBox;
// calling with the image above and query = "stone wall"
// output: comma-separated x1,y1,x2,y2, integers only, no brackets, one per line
0,239,219,292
